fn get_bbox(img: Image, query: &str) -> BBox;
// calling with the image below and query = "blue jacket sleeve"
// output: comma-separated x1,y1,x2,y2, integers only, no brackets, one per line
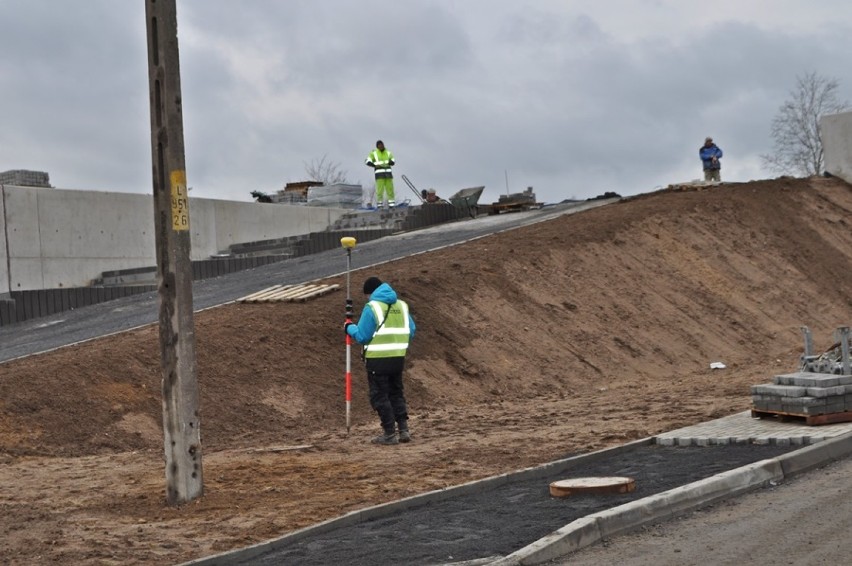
347,304,377,345
409,314,416,340
700,146,723,160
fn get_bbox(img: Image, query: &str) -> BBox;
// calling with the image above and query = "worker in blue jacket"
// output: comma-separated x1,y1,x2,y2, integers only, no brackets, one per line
699,137,723,182
345,276,416,445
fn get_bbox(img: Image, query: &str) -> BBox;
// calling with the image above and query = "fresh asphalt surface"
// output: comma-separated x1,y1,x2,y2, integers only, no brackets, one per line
0,200,612,363
191,414,852,566
229,444,795,566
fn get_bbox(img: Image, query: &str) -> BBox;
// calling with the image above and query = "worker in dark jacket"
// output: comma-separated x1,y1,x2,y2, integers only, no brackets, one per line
346,277,416,445
699,136,723,182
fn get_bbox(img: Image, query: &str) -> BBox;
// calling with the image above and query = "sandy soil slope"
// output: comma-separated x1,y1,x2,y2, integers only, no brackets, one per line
0,176,850,564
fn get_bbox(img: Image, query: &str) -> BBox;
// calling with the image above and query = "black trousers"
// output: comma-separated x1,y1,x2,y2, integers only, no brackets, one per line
367,369,408,434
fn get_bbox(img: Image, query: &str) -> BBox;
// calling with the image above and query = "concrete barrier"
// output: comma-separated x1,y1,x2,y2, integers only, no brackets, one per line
0,184,347,292
820,110,852,182
0,187,9,295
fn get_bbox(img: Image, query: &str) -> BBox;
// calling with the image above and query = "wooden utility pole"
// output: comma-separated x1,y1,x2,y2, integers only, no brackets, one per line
144,0,203,505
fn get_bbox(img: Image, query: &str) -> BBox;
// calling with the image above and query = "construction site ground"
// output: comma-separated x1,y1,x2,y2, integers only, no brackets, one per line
1,176,851,564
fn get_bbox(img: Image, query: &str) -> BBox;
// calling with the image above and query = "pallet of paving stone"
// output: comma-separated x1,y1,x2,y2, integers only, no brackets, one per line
750,408,852,426
237,284,339,303
750,371,852,425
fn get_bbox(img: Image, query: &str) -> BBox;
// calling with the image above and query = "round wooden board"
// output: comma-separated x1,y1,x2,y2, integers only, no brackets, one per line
549,476,636,498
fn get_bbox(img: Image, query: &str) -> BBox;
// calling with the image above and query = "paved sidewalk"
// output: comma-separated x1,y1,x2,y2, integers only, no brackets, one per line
655,410,852,446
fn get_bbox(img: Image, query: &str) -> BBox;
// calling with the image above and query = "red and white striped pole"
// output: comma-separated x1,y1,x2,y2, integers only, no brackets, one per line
340,236,357,434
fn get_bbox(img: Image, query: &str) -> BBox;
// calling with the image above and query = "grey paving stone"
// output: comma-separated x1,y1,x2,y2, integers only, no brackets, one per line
752,384,807,397
774,372,852,387
654,411,852,447
783,397,825,408
807,386,847,397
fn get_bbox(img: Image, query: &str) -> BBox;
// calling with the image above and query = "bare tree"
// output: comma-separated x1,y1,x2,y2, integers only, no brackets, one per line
303,154,349,185
762,71,851,176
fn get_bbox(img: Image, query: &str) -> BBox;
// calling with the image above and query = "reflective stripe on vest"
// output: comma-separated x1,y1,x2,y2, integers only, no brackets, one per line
364,299,410,358
367,149,394,179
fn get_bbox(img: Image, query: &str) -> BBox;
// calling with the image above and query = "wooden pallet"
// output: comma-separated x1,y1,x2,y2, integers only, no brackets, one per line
237,283,339,303
751,408,852,426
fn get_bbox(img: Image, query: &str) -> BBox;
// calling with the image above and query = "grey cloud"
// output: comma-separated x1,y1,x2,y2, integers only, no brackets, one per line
3,2,852,205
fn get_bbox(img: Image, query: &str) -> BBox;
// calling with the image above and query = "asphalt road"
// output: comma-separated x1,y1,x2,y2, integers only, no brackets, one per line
556,454,852,566
0,200,614,363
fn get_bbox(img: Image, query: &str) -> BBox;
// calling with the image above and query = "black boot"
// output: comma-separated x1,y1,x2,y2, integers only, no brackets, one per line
371,429,398,445
398,422,412,443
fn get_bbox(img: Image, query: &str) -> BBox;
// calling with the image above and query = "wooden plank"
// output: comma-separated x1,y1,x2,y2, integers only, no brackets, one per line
238,283,340,304
245,444,314,453
256,285,296,301
291,284,339,302
251,285,299,303
287,284,333,300
805,411,852,425
751,408,852,426
237,284,282,303
259,284,320,302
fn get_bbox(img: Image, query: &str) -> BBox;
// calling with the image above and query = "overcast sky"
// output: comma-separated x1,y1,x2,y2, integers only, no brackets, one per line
2,1,852,205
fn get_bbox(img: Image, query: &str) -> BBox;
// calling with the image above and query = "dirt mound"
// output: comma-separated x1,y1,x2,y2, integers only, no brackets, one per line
1,176,851,564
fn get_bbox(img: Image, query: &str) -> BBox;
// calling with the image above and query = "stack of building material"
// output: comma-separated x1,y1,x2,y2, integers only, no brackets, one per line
307,184,364,208
751,371,852,423
489,186,540,214
498,186,536,205
272,180,322,204
0,169,51,187
272,191,307,204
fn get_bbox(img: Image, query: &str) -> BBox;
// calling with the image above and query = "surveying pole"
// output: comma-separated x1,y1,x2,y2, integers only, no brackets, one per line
341,236,357,434
145,0,203,505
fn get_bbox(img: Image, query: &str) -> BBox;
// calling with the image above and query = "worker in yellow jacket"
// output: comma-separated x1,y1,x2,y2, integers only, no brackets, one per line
366,140,396,208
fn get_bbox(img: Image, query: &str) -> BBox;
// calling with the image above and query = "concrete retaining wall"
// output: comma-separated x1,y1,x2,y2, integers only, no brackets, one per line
0,187,9,295
820,110,852,182
0,185,346,293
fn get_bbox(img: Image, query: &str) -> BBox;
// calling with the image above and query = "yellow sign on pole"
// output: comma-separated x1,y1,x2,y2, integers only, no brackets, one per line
170,170,190,231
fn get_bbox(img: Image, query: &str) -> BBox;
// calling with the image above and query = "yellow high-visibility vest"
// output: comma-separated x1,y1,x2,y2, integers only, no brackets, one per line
364,299,410,358
366,149,394,179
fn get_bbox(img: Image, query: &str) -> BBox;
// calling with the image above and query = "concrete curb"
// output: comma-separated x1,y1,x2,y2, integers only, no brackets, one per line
489,431,852,566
